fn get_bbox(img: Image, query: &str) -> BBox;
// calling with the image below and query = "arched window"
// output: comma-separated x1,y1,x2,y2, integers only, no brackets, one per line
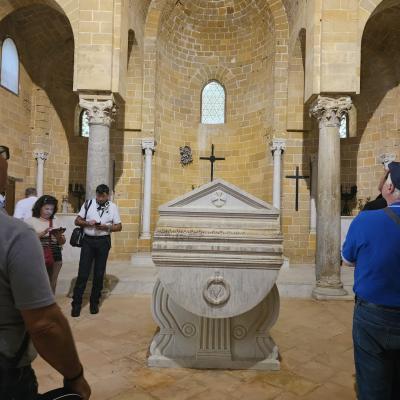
79,109,90,137
339,114,348,139
201,80,225,124
1,38,19,94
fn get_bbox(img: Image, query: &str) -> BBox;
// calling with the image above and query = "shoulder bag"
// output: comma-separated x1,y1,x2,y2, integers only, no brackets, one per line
70,200,92,247
43,219,54,269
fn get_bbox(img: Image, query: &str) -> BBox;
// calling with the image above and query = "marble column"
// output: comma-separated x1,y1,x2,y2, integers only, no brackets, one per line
79,98,116,199
309,154,317,233
270,139,286,209
34,151,48,197
310,96,352,299
141,138,156,239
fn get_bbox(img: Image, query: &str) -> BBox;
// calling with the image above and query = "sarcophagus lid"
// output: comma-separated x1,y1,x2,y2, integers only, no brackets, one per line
152,179,283,319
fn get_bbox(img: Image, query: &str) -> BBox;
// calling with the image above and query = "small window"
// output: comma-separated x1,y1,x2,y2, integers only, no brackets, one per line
201,80,225,124
1,38,19,94
79,109,90,137
339,114,348,139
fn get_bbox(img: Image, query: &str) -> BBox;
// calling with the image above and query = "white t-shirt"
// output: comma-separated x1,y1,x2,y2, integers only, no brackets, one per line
0,213,54,367
78,199,121,236
13,196,38,220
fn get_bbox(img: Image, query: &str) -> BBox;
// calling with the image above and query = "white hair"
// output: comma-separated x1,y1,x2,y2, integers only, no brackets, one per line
386,174,400,198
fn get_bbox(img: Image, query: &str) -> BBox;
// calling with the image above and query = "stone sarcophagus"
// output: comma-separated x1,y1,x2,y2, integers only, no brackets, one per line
148,179,283,370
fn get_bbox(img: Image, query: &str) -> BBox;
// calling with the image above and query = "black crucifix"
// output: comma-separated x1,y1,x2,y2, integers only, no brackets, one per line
285,166,309,211
200,144,225,182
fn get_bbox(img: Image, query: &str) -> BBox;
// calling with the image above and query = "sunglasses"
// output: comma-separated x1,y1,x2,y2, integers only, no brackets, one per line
0,145,10,160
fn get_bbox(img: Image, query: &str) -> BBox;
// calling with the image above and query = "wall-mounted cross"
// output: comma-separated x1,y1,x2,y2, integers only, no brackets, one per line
285,166,309,211
200,144,225,182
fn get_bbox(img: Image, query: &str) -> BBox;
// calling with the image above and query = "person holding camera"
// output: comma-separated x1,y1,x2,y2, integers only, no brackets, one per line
71,184,122,317
342,161,400,400
26,195,66,293
0,145,91,399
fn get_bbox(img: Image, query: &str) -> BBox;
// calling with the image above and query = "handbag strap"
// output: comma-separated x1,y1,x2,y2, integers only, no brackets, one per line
383,207,400,226
79,200,92,234
84,200,92,220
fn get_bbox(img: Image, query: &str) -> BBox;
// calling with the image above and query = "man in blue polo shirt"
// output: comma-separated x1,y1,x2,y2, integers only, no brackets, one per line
342,161,400,400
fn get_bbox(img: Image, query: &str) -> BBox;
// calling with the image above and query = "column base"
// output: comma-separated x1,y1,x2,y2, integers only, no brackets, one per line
137,238,151,253
148,355,280,371
139,233,151,240
312,286,351,301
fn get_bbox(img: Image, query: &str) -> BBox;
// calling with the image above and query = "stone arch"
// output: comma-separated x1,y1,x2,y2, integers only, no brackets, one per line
145,0,288,39
0,1,79,203
359,0,400,36
0,0,78,39
357,0,400,90
143,0,289,137
0,0,78,87
189,66,237,94
342,0,400,208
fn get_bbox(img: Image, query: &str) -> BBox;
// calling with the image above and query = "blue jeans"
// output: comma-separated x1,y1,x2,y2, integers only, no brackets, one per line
353,298,400,400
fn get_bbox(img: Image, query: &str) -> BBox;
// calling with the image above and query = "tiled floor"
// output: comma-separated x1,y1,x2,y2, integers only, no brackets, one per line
34,295,357,399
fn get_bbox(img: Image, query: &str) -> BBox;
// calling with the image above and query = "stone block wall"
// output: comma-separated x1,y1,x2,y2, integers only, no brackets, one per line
3,0,399,266
341,3,400,214
0,3,84,211
151,0,276,224
281,130,318,264
0,63,34,201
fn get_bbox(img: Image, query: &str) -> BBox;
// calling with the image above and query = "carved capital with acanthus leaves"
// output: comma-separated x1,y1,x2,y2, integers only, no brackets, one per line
79,99,117,127
270,139,286,155
309,96,352,128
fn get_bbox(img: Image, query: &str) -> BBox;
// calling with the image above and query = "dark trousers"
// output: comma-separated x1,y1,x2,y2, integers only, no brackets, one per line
353,298,400,400
0,365,38,400
72,235,111,307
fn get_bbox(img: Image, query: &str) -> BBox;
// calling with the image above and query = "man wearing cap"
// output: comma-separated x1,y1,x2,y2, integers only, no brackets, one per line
342,161,400,400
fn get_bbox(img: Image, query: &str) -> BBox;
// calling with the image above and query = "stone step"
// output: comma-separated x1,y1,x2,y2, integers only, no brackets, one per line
56,259,355,300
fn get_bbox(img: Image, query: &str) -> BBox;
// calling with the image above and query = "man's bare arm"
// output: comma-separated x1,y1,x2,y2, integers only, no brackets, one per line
75,215,96,227
111,223,122,232
21,303,91,398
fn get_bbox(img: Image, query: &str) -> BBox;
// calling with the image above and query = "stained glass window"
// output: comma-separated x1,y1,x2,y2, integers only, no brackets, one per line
201,81,225,124
80,110,90,137
339,114,348,139
1,38,19,94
